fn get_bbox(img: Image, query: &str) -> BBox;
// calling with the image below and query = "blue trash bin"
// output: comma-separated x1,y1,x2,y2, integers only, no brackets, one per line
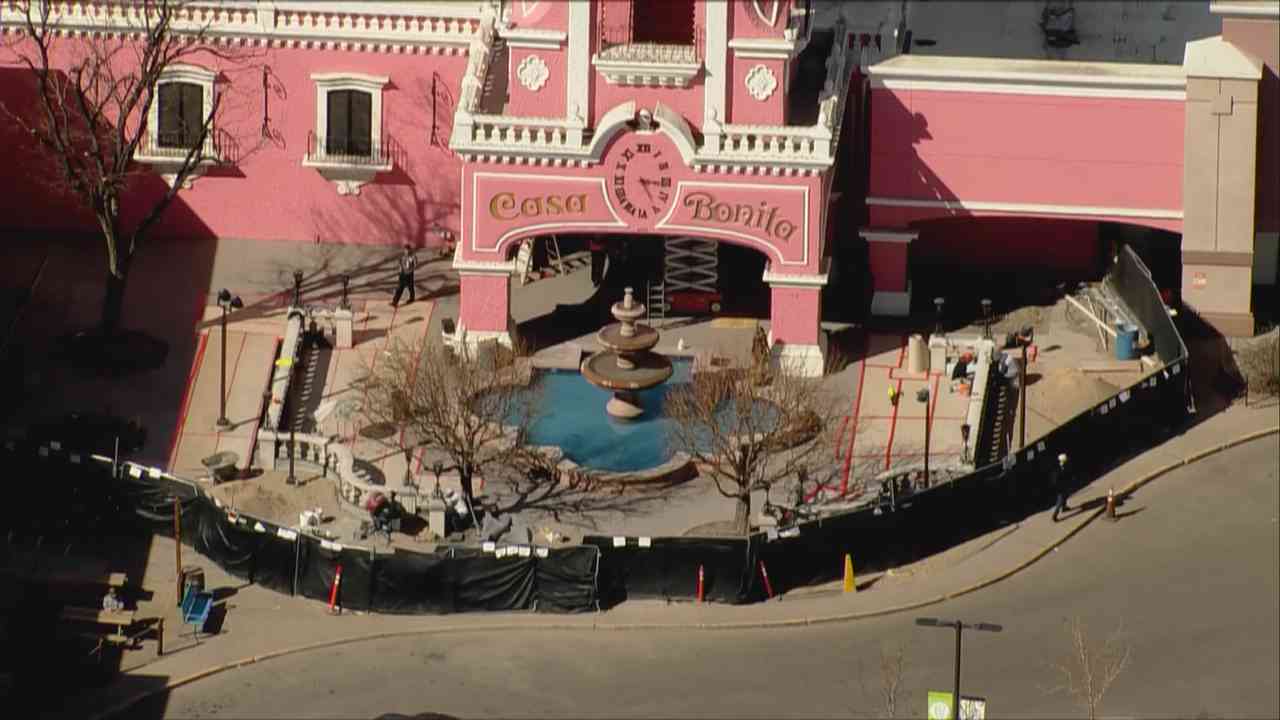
1114,323,1139,360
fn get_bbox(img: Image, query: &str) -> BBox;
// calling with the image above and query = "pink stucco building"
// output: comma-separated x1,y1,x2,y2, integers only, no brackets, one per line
1,1,1275,373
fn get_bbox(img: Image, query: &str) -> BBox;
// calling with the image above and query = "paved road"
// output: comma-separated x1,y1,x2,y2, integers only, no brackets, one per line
134,437,1279,719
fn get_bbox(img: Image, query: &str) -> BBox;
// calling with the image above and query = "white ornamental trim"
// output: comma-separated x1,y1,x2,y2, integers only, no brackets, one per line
745,64,778,101
517,54,550,92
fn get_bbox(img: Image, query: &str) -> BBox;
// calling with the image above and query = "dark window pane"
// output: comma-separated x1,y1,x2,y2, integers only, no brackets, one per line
349,90,372,156
157,83,181,147
327,90,351,155
180,83,204,147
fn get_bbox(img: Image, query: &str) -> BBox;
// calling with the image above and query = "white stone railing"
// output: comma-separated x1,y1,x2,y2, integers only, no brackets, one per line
701,122,834,166
1,1,481,51
256,428,434,514
451,113,587,161
266,309,306,432
456,8,497,114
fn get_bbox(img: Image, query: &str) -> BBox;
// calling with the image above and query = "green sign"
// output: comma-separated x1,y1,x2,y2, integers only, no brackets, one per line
927,692,987,720
927,691,953,720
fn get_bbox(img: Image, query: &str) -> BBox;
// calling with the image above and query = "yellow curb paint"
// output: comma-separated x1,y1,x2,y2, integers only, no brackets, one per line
89,428,1280,720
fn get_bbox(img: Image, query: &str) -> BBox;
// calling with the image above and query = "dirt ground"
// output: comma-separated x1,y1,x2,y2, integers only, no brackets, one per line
209,471,336,530
1026,366,1124,425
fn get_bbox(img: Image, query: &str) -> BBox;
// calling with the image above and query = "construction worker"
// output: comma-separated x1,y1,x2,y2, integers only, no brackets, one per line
1052,453,1071,522
888,385,899,407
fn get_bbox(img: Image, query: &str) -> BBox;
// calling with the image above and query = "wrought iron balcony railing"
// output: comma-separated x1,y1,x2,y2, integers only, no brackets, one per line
304,131,394,169
137,129,224,162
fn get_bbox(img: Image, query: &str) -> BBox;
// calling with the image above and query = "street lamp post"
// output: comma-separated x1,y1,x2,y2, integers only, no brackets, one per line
933,296,946,335
215,289,244,432
340,274,351,310
916,617,1002,719
980,298,993,341
292,270,304,308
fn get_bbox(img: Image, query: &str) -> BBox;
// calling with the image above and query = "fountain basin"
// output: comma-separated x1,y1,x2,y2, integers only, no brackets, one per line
492,360,785,473
596,323,661,353
580,350,674,391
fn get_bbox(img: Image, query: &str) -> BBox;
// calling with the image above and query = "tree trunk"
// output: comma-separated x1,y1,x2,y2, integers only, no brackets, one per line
733,494,751,535
97,199,128,337
101,267,128,337
459,471,475,507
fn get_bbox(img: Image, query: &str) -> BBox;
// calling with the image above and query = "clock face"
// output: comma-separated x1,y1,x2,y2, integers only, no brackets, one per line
610,136,674,223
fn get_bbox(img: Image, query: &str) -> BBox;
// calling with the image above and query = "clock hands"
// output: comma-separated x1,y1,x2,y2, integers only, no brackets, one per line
638,177,658,201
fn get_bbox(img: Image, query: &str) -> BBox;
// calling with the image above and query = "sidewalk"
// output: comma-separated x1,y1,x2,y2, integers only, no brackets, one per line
59,400,1277,720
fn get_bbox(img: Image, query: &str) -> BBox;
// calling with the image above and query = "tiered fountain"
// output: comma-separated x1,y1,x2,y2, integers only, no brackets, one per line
580,287,674,419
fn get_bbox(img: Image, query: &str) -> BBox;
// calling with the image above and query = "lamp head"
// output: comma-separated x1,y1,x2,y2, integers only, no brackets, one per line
217,288,231,304
1058,453,1068,467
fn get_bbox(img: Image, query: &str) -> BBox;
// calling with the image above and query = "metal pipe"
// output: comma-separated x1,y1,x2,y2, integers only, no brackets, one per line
953,622,963,717
174,496,182,606
1019,343,1028,449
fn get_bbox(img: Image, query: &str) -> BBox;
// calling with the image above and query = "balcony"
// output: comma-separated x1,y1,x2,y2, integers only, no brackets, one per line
592,25,703,88
135,129,233,189
302,131,395,196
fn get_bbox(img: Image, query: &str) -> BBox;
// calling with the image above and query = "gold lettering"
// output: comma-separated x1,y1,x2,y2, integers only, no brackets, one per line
684,191,716,221
489,192,518,221
488,191,590,221
681,190,799,241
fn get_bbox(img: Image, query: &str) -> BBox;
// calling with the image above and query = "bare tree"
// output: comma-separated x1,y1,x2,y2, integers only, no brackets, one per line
664,362,835,535
0,0,243,336
1048,616,1133,720
358,340,543,514
854,642,910,718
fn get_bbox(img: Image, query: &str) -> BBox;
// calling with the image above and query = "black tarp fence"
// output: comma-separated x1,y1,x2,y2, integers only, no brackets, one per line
0,450,601,614
4,245,1189,609
582,535,756,605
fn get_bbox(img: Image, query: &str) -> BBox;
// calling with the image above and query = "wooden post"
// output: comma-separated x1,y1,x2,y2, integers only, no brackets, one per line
156,617,165,657
174,496,183,606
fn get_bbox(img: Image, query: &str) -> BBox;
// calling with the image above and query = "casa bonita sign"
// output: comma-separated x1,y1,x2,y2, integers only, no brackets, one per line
470,173,808,264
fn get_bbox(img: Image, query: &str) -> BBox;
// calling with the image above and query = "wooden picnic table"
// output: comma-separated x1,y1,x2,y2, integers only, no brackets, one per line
60,607,138,645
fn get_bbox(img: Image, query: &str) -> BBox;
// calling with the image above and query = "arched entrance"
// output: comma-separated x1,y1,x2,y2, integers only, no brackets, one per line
451,110,832,376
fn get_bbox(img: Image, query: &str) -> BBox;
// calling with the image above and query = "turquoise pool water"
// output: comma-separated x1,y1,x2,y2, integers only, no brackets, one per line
511,359,780,473
518,360,693,473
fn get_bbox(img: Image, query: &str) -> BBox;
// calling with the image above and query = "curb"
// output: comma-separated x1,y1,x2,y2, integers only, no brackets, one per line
87,427,1279,720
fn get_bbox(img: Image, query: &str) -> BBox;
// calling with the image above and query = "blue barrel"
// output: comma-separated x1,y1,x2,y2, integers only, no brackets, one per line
1114,323,1139,360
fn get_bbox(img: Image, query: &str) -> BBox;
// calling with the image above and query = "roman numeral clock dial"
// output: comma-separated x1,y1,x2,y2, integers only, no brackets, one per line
611,138,674,223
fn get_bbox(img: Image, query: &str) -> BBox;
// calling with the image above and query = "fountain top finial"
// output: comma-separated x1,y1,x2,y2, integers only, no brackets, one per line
623,287,634,310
